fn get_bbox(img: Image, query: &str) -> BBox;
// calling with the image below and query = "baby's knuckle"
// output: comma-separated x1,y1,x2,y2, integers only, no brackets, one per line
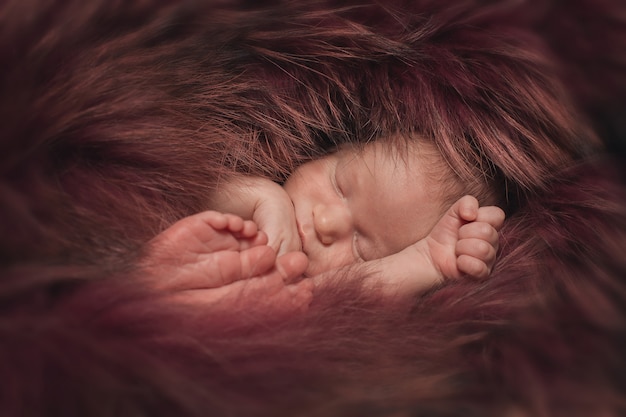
471,259,488,276
466,259,483,277
478,223,494,238
474,240,490,257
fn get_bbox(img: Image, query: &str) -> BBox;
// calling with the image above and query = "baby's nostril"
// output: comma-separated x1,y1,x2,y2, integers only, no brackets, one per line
319,233,333,245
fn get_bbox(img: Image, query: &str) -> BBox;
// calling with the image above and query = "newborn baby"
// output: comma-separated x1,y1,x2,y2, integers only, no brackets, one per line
147,139,504,305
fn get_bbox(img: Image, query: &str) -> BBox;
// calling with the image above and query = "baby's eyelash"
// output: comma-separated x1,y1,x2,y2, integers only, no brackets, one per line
352,232,365,262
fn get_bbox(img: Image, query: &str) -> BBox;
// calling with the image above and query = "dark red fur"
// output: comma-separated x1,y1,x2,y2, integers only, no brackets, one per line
1,1,625,416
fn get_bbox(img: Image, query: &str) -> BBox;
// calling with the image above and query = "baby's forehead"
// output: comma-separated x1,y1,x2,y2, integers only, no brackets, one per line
335,139,461,206
336,139,444,172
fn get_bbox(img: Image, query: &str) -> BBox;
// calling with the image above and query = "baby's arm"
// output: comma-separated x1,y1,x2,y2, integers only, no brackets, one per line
211,175,301,255
360,196,504,297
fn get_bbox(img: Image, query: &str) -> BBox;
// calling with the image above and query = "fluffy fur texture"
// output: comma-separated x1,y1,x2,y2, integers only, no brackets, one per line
1,0,625,416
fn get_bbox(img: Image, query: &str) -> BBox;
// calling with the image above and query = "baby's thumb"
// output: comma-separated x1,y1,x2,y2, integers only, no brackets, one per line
428,195,478,246
455,195,479,222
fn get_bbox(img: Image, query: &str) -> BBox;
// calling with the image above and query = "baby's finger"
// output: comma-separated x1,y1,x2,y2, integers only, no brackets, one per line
457,254,490,279
458,222,499,247
475,206,506,230
457,195,479,222
456,238,497,265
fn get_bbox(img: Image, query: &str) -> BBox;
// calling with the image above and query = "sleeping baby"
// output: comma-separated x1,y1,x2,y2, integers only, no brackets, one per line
145,137,505,305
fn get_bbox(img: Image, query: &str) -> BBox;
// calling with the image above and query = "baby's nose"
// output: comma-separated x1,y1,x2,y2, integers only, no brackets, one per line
312,203,352,245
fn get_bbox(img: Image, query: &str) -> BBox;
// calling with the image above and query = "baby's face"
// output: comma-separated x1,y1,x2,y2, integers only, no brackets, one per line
283,140,454,276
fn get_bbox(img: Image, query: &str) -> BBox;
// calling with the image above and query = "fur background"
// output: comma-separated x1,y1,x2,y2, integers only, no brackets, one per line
1,0,625,416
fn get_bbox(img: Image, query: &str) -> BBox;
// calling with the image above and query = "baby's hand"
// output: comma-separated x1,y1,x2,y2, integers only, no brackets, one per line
359,196,504,298
211,176,302,256
248,181,302,256
455,199,505,279
428,195,505,280
253,199,301,256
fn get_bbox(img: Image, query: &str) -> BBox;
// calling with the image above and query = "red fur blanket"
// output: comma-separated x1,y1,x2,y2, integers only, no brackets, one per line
1,1,625,416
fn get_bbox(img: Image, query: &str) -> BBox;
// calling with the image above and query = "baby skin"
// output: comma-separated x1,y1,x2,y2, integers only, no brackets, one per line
145,139,505,306
144,211,314,313
373,194,503,295
147,194,502,304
